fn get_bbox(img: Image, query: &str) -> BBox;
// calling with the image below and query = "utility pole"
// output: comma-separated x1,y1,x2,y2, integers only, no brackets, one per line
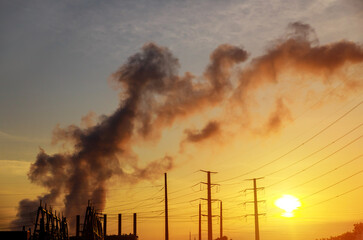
244,178,265,240
207,171,212,240
103,214,107,237
164,173,169,240
118,214,121,236
199,203,201,240
220,201,222,239
200,170,218,240
133,213,137,237
253,179,259,240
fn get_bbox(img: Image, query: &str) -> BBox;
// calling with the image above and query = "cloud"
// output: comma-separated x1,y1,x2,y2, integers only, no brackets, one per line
0,130,47,143
0,160,31,176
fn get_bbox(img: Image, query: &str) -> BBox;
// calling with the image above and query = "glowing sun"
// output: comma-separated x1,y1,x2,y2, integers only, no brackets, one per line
274,194,301,217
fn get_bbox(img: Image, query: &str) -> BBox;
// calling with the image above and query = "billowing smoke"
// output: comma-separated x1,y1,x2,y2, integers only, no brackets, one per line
179,121,221,152
145,44,248,135
12,22,362,231
234,22,363,102
184,121,221,143
11,43,247,230
231,22,363,134
254,98,292,135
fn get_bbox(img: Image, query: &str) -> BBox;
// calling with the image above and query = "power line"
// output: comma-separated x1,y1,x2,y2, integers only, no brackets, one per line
264,123,362,177
266,134,362,188
305,185,363,209
218,100,363,183
301,170,363,200
277,154,363,194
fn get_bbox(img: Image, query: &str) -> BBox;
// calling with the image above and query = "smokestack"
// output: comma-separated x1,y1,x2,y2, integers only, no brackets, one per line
133,213,137,236
118,214,121,236
104,214,107,237
76,215,80,237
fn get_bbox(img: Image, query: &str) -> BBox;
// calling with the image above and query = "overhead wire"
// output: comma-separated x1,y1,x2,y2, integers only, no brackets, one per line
265,134,362,188
305,185,363,209
301,170,363,200
269,154,363,196
218,100,363,183
264,123,362,177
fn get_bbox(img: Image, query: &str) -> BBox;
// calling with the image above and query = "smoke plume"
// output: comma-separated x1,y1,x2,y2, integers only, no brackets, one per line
11,43,247,230
254,98,292,135
184,121,221,143
231,22,363,134
11,22,363,231
234,22,363,105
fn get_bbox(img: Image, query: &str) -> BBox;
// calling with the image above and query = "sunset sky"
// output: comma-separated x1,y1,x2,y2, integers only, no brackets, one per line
0,1,362,240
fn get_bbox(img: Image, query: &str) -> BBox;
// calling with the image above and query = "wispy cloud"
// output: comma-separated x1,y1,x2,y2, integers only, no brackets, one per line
0,160,31,176
0,130,47,143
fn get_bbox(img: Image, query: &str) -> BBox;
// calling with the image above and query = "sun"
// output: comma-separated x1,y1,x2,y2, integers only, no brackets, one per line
274,194,301,217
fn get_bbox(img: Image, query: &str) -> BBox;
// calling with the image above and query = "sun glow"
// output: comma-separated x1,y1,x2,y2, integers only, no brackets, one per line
275,194,301,217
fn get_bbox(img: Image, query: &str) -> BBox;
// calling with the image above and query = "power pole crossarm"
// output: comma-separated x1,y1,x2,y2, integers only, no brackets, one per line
201,214,219,217
244,213,266,217
200,182,220,186
244,200,266,204
200,198,220,202
244,187,264,191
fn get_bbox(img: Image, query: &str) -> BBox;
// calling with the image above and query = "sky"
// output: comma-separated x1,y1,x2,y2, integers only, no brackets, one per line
0,0,362,240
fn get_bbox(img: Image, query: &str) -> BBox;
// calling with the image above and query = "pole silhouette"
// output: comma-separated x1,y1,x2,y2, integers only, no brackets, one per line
207,171,212,240
244,178,265,240
118,214,121,236
253,179,259,240
220,201,222,239
200,170,218,240
103,214,107,237
133,213,137,236
199,203,201,240
164,173,169,240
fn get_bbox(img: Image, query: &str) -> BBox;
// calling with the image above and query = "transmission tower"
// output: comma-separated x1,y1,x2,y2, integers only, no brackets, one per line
200,170,219,240
243,178,265,240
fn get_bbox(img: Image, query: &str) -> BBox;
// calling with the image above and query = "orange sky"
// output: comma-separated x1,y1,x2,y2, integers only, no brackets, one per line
1,67,362,240
0,1,362,240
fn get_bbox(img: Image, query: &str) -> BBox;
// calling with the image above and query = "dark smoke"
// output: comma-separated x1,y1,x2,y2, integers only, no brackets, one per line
234,22,363,104
151,44,248,132
254,98,292,135
184,121,221,143
232,22,363,133
12,23,363,231
11,43,247,230
11,43,179,230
